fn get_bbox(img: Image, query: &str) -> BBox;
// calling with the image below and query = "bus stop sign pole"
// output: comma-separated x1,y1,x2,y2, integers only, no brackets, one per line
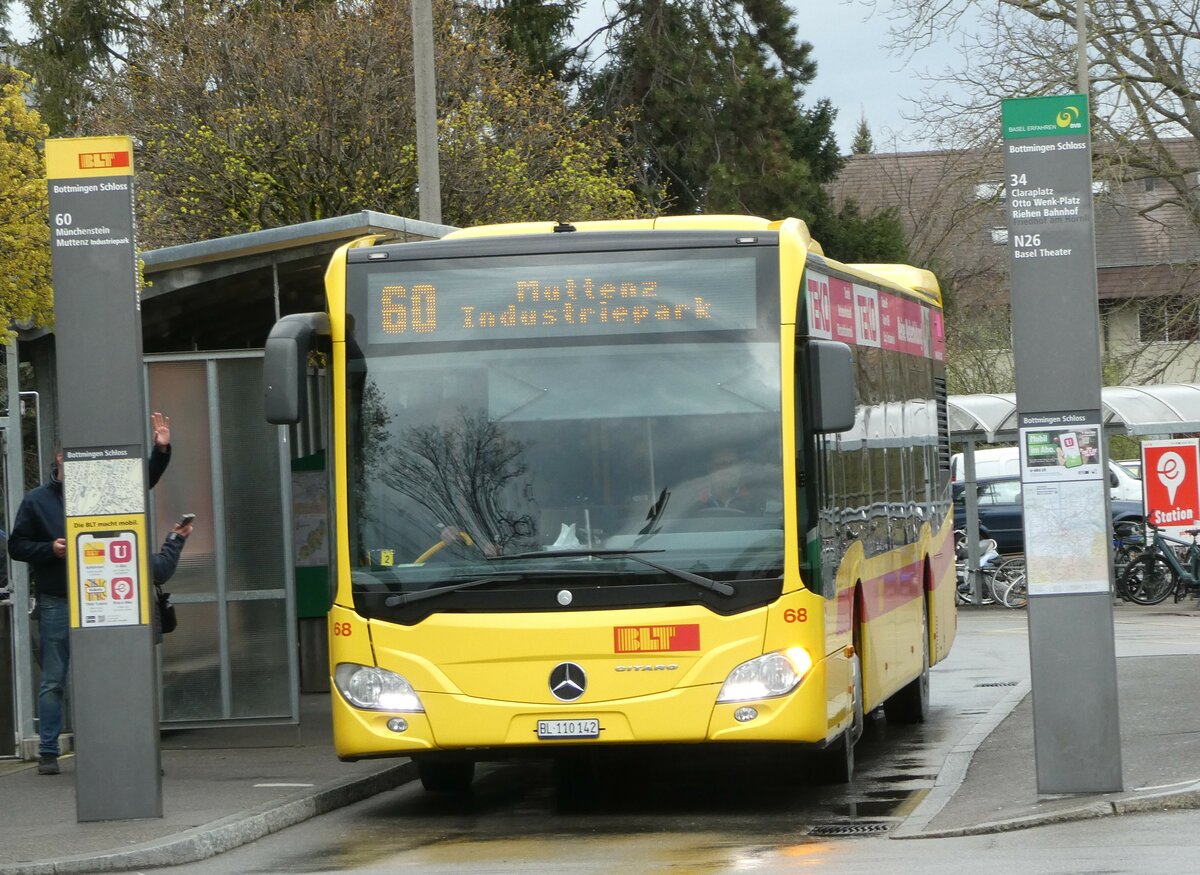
46,136,161,821
1003,95,1123,795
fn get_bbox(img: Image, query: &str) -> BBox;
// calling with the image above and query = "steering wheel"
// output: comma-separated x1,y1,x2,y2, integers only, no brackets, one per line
414,530,476,565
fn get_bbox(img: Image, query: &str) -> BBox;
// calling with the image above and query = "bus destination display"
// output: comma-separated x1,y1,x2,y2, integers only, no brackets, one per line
365,256,759,344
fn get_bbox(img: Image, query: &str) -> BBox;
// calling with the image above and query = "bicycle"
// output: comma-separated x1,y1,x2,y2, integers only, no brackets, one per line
955,532,1024,607
1118,524,1200,606
993,554,1027,609
1112,520,1146,579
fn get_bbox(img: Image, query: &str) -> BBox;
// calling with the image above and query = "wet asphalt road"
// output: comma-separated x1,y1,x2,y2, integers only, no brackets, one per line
143,610,1043,874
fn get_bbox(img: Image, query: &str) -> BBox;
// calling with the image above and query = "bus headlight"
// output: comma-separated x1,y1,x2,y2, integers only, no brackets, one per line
716,648,813,703
334,663,424,712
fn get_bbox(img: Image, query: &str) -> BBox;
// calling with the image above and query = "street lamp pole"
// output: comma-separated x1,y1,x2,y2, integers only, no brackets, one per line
412,0,442,224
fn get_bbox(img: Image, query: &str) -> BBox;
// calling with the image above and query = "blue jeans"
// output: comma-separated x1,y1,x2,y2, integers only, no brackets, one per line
37,595,70,757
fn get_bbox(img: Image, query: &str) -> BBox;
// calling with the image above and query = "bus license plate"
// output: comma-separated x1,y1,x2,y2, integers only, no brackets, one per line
537,718,600,739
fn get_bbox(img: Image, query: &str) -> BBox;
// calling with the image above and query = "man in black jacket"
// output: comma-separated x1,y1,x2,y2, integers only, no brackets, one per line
8,413,173,776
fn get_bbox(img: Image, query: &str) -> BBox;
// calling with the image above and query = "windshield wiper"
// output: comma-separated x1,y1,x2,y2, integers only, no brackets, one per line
384,574,522,606
489,549,735,597
638,487,670,537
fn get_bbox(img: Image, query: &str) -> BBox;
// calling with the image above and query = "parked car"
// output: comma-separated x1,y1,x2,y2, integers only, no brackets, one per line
950,447,1143,502
1116,459,1142,480
953,475,1144,554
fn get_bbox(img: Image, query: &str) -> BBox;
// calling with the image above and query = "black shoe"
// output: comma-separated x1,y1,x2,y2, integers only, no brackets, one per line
37,755,59,775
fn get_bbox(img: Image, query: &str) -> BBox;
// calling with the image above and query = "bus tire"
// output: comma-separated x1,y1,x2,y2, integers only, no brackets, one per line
887,601,930,724
415,757,475,793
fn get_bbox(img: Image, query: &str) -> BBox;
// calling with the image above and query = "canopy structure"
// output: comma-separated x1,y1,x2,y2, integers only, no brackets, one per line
949,383,1200,443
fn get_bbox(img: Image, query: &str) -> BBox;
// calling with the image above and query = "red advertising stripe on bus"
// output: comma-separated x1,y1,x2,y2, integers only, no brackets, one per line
613,624,701,653
862,560,925,621
832,557,927,633
830,276,856,344
930,309,946,362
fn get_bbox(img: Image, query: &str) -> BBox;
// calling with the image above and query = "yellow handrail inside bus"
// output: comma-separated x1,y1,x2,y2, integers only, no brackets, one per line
414,531,476,565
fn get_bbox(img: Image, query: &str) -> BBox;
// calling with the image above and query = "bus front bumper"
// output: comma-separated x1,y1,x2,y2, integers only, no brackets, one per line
332,658,836,759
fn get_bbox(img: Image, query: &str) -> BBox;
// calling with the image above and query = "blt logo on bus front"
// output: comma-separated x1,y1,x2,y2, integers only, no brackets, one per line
1142,440,1200,534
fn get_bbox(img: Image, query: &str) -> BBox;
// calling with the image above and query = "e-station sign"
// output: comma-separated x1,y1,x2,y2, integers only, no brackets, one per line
1141,439,1200,535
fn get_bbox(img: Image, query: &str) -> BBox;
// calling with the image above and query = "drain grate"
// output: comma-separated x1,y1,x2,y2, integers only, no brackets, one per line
807,823,892,837
976,681,1019,687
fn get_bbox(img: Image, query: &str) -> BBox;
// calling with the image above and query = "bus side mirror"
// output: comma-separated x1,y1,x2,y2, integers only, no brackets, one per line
264,312,331,424
805,339,855,434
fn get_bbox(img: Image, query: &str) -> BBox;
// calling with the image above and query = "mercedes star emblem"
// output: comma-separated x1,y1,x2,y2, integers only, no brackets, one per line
549,662,587,701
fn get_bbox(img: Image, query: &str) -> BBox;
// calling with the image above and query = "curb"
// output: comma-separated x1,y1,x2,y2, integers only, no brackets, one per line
891,679,1031,839
0,761,417,875
906,782,1200,838
893,675,1200,839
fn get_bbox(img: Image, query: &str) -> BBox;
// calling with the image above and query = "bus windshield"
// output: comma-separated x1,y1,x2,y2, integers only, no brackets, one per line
346,336,784,600
345,338,787,590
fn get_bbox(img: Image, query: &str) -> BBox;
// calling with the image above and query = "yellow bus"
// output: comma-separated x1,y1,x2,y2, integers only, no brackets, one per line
264,215,956,792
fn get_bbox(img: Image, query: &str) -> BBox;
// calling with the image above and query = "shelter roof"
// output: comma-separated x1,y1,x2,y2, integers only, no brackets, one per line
951,384,1200,442
137,211,453,352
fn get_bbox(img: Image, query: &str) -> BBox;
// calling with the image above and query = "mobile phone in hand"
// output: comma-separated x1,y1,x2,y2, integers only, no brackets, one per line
178,513,196,526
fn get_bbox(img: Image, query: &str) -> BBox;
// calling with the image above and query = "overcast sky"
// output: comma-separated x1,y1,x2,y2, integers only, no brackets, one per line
799,3,941,152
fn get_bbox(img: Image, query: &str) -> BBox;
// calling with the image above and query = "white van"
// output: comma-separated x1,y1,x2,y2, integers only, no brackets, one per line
950,446,1143,502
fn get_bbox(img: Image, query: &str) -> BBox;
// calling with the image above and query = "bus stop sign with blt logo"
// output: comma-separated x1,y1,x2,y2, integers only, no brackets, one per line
1142,439,1200,535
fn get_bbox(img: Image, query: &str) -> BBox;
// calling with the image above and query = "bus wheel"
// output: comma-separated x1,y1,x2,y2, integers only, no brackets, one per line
415,757,475,793
887,603,930,724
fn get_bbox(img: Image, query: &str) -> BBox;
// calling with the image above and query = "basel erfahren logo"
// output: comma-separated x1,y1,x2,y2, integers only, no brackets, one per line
1056,105,1082,128
549,662,587,701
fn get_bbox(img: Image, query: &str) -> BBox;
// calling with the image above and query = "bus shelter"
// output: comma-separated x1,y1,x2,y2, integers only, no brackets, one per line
948,384,1200,599
0,212,453,760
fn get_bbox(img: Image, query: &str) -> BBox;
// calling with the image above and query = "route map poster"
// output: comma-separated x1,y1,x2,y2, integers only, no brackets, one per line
1022,480,1110,596
1018,412,1109,595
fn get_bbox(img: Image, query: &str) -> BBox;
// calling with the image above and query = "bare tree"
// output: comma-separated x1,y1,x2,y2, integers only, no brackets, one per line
831,140,1016,392
381,408,536,555
878,0,1200,224
858,0,1200,387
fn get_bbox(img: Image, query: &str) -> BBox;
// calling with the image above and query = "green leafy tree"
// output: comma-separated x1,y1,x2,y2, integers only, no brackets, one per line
0,1,12,46
89,0,653,248
0,68,54,335
583,0,841,219
577,0,905,261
